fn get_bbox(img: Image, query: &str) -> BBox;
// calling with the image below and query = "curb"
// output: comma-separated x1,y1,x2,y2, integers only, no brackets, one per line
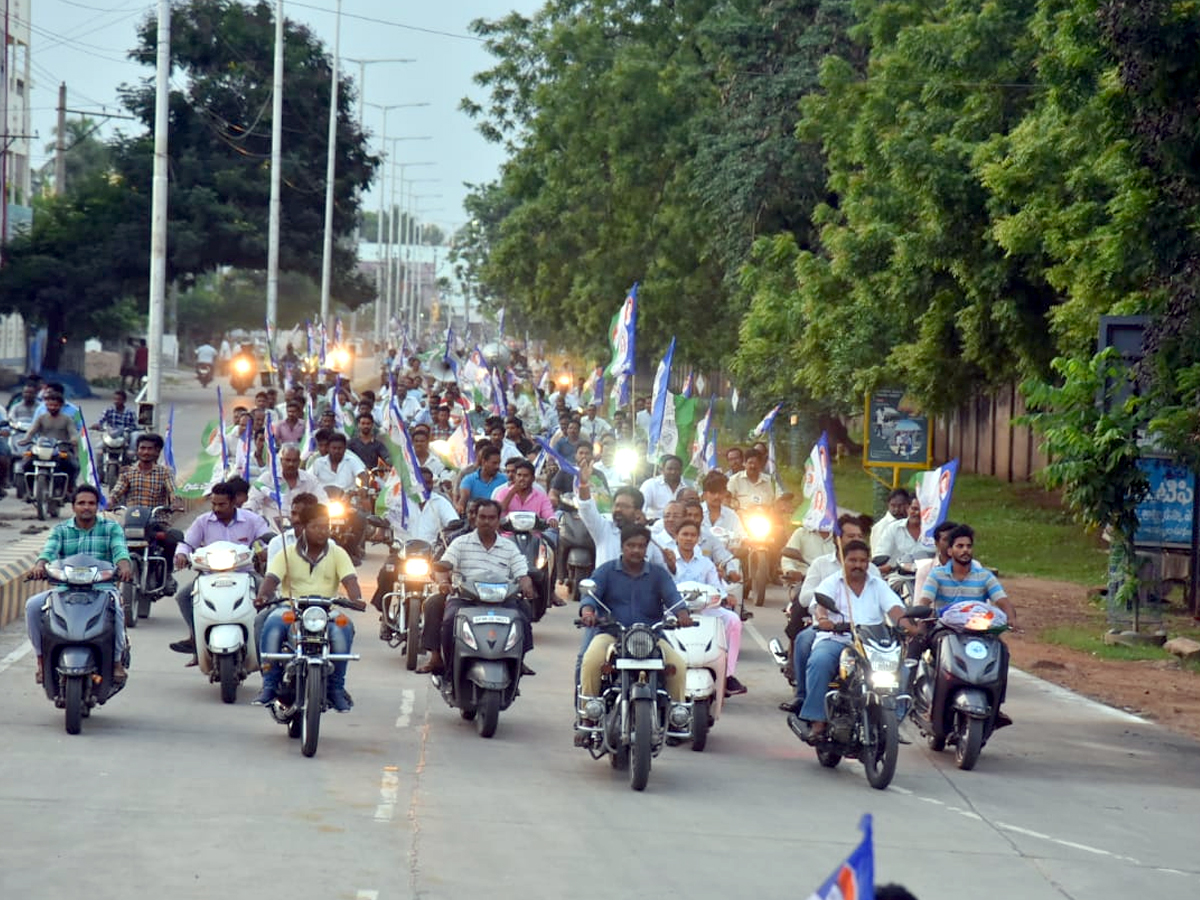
0,549,43,630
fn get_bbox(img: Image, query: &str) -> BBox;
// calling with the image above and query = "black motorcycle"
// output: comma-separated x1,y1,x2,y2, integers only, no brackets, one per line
786,592,908,790
118,505,173,627
196,362,214,387
100,426,134,489
430,571,526,739
906,605,1010,770
556,494,595,602
261,595,366,758
35,554,130,734
325,487,388,566
379,538,437,670
573,581,689,792
501,511,556,621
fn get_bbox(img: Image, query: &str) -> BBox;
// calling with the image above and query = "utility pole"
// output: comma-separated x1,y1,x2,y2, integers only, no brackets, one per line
318,0,342,323
54,83,66,195
145,0,171,428
266,0,284,349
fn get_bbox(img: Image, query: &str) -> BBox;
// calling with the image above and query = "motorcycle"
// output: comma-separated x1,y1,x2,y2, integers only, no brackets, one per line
117,505,173,628
501,511,556,622
22,437,74,520
740,505,776,607
429,572,526,739
873,551,935,604
379,538,436,670
574,579,689,791
660,581,727,752
35,554,130,734
100,425,134,489
196,361,214,387
556,493,595,602
906,602,1010,770
786,591,907,790
325,491,368,566
229,353,257,395
261,594,366,757
190,540,259,703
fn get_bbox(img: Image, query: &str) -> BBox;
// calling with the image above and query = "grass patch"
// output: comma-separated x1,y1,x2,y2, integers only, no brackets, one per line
1042,624,1200,673
776,459,1108,585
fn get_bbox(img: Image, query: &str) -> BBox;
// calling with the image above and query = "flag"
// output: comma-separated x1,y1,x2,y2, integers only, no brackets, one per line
304,319,314,358
498,306,506,339
334,317,344,347
264,317,277,366
751,402,783,438
731,387,740,412
444,416,474,468
681,370,694,399
534,436,579,481
797,432,839,533
389,402,431,503
656,393,699,472
915,458,959,547
605,283,638,378
806,815,874,900
768,432,785,490
78,422,107,509
242,419,253,481
266,412,284,513
164,405,177,473
647,337,676,460
216,387,229,472
690,396,716,476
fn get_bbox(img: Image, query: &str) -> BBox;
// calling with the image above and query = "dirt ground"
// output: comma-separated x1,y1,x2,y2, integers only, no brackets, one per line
1005,576,1200,742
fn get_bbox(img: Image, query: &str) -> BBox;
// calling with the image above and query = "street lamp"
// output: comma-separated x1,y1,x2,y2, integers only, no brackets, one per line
406,193,444,332
346,58,415,131
388,163,436,333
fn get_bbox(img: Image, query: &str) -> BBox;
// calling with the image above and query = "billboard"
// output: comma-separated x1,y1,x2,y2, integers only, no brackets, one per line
864,389,931,468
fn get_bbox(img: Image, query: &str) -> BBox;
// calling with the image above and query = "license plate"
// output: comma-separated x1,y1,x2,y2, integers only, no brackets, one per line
472,614,511,625
615,658,664,670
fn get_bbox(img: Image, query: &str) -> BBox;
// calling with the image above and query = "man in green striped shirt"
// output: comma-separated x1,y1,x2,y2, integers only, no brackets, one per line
26,485,134,685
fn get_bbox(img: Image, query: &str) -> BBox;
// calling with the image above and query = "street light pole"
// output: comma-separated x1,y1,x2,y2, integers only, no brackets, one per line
407,193,443,334
390,161,435,339
266,0,284,351
318,0,342,323
146,0,171,427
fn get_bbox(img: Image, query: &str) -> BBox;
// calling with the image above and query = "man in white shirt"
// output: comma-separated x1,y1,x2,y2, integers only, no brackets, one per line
639,454,690,520
781,525,834,580
727,447,777,510
877,495,927,585
870,488,912,552
579,402,615,443
310,432,366,492
246,442,324,525
195,342,218,365
575,460,666,568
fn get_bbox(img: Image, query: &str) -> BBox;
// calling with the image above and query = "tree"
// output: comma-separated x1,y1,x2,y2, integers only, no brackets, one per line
38,117,112,195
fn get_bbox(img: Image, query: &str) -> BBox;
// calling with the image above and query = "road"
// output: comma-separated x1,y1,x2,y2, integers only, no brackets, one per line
1,378,1198,899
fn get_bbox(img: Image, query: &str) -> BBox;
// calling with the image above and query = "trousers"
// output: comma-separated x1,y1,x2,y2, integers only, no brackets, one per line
580,634,686,701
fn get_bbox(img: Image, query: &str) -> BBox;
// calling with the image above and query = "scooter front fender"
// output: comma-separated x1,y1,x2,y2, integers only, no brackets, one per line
952,687,991,718
206,623,247,655
629,680,656,701
466,659,511,691
685,667,716,700
57,646,96,675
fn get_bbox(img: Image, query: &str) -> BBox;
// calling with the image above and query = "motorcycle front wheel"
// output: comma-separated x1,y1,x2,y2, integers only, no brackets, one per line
476,689,501,738
218,654,238,704
863,704,899,790
34,476,47,520
630,697,653,791
64,675,84,735
301,669,324,757
691,699,710,752
955,714,984,771
752,553,769,607
122,581,137,629
404,595,421,671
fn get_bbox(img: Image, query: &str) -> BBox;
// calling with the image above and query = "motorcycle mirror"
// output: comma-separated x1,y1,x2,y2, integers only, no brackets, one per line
780,547,805,562
904,605,935,620
366,515,389,529
444,519,464,533
578,578,597,597
813,592,838,612
871,554,890,567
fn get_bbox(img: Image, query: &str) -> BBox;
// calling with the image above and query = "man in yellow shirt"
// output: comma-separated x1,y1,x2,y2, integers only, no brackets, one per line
253,503,363,711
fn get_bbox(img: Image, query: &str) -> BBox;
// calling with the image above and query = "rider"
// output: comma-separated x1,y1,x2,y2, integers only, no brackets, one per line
792,539,908,741
726,447,776,510
348,412,392,470
578,525,692,731
25,485,134,685
95,389,139,435
575,460,668,568
870,488,912,552
876,495,926,588
253,501,363,712
18,391,80,492
421,499,536,677
913,520,958,600
639,454,690,520
456,445,506,513
245,442,324,523
108,432,183,577
310,432,366,492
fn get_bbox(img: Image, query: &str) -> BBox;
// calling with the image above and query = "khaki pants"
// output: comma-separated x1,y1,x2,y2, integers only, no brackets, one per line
580,633,686,701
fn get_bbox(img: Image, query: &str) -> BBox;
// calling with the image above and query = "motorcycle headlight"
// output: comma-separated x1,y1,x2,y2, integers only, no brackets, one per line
460,618,478,650
63,565,100,585
202,547,238,571
535,541,547,570
614,447,639,478
327,500,346,520
504,624,520,651
838,647,858,681
301,606,329,634
234,358,252,374
746,513,772,541
870,671,898,689
624,628,656,660
403,557,431,578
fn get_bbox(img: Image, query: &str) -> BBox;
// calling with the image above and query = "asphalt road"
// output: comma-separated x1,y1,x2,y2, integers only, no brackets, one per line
1,377,1198,899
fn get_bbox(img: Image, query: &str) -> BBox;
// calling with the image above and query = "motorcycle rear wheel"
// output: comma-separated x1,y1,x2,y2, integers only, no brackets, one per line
404,595,420,671
863,704,899,790
218,654,238,704
955,714,984,771
690,699,710,752
122,581,137,629
630,697,653,791
476,689,501,738
64,676,84,735
137,591,152,620
301,670,324,757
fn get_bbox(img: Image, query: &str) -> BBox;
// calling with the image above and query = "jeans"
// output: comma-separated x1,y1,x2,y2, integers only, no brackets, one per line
26,588,126,657
798,638,845,723
791,628,818,701
259,606,355,689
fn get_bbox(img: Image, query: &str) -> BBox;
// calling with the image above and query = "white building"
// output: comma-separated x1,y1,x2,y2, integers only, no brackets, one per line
3,0,33,237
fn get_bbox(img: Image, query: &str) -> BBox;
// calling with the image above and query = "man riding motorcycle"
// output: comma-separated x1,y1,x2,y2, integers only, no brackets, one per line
108,432,184,576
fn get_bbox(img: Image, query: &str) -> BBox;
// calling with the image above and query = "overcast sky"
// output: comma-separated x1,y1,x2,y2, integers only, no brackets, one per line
26,0,541,234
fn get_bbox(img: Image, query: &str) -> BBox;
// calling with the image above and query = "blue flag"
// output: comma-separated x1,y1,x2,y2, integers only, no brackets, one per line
242,419,253,482
265,412,284,513
216,386,229,472
605,283,638,378
798,432,840,534
752,402,783,438
647,336,676,457
534,436,579,480
164,405,177,473
806,814,873,900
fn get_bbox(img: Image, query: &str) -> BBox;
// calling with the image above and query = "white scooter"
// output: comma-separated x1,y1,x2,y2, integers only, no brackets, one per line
190,541,259,704
661,581,728,752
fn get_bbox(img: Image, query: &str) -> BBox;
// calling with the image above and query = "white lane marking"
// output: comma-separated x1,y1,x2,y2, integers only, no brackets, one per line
0,640,33,675
395,689,415,729
1009,668,1149,724
995,821,1142,865
374,766,400,822
356,891,379,900
743,622,771,653
890,786,914,795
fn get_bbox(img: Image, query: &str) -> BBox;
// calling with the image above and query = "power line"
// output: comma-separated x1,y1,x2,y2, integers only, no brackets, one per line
286,1,485,43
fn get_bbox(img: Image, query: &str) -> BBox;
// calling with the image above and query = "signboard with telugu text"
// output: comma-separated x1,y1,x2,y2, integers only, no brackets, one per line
1133,457,1196,550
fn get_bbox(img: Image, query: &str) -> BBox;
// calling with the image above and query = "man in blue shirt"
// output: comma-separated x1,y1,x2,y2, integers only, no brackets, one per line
456,445,506,512
578,524,692,703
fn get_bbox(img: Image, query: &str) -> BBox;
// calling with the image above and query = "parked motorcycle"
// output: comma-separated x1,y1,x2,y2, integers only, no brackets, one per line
786,592,907,790
118,505,173,627
906,602,1010,770
196,361,214,387
261,594,366,757
556,493,595,602
660,581,727,752
429,573,526,739
379,538,436,670
501,511,556,622
190,540,259,703
574,579,688,791
20,437,74,520
100,425,135,490
35,554,130,734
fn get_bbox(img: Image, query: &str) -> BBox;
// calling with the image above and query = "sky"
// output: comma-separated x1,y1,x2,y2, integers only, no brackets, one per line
25,0,542,235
